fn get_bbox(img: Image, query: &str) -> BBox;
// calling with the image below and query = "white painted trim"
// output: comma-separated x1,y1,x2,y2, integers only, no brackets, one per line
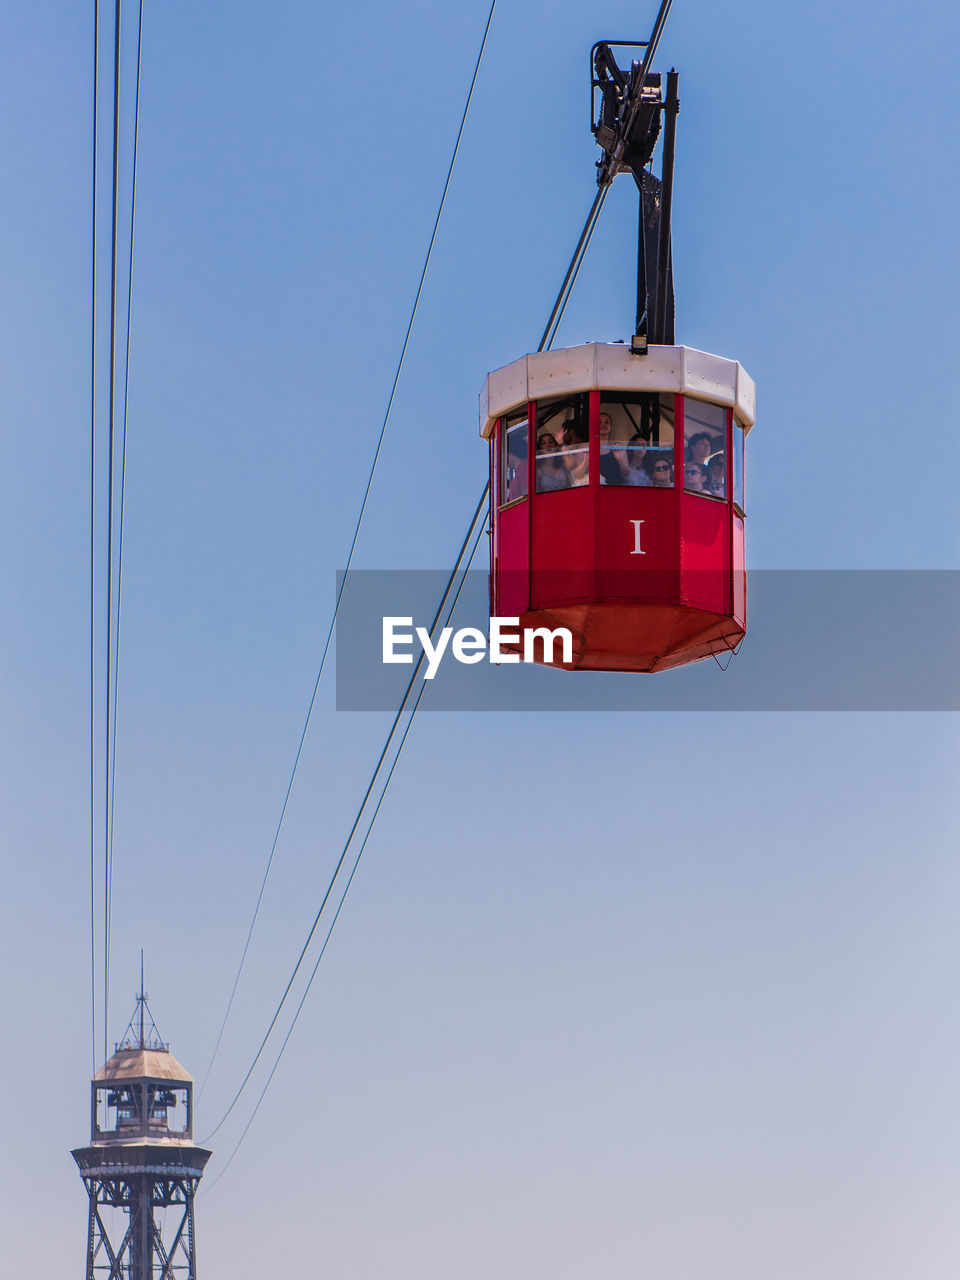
479,342,756,438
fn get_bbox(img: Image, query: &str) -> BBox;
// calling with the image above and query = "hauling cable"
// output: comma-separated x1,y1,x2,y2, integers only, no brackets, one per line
539,186,608,350
89,0,101,1079
198,0,499,1099
200,174,614,1155
202,510,487,1189
106,0,145,1062
201,489,487,1144
202,0,676,1173
103,0,123,1066
202,149,615,1142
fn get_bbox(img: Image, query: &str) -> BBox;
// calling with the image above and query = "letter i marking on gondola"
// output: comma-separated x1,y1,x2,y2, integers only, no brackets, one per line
629,519,646,555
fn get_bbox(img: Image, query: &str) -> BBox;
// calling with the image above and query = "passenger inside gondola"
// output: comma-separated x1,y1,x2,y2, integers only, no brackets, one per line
598,407,629,484
599,391,674,487
531,391,686,491
684,461,708,491
625,433,649,484
646,454,673,486
685,432,713,466
535,432,572,491
706,452,726,497
536,393,590,492
557,417,590,486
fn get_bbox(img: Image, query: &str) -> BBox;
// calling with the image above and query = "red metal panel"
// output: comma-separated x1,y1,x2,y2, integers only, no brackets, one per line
726,407,734,619
531,485,593,607
680,492,730,614
588,390,601,481
491,421,500,615
589,390,601,606
731,407,746,627
488,436,495,615
512,601,744,672
595,486,680,602
733,514,746,626
498,500,530,615
527,400,537,502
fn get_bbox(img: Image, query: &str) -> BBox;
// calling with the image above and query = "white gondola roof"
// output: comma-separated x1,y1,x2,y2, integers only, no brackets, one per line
479,342,756,439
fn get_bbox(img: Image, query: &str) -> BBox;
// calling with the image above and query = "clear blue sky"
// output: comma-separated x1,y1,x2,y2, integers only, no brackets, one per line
1,0,958,1276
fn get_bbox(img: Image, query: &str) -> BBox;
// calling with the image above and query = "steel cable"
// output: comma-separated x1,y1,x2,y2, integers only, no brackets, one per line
103,0,123,1066
200,0,667,1171
198,0,499,1099
200,487,488,1144
539,185,608,350
200,157,613,1149
202,514,486,1189
90,0,101,1078
106,0,145,1060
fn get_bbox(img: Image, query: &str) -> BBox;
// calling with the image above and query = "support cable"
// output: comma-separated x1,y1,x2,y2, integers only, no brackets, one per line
106,0,144,990
201,488,488,1143
202,520,484,1192
90,0,101,1078
201,155,613,1142
539,186,608,350
201,0,665,1162
103,0,123,1067
197,0,499,1098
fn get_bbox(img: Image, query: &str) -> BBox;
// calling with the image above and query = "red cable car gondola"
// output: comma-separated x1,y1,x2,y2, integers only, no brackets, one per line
481,342,754,672
482,41,756,672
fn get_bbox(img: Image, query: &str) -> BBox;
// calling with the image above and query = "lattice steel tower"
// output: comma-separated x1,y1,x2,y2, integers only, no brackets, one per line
72,982,212,1279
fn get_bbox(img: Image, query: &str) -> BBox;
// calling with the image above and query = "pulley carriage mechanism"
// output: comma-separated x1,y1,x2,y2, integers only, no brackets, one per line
481,38,756,672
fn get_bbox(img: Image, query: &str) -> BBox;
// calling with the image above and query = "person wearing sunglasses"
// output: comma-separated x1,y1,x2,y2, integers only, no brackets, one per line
684,461,708,492
643,453,673,487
